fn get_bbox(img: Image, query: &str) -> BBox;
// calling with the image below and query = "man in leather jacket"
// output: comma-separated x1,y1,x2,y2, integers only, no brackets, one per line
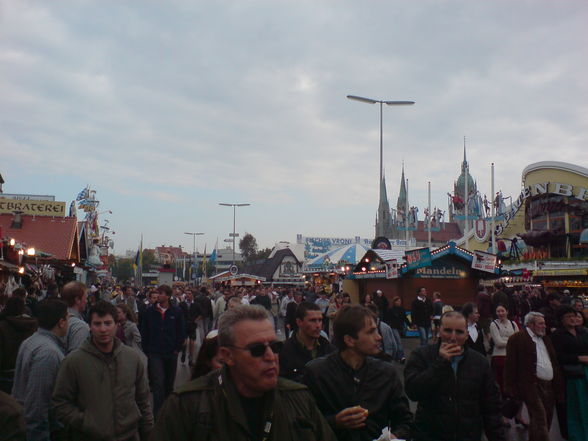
303,305,412,441
404,311,505,441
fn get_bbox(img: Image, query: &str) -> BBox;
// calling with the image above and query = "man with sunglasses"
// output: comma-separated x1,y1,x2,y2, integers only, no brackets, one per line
151,305,336,440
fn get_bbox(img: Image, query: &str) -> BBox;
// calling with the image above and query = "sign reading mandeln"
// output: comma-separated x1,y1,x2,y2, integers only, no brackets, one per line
0,197,66,217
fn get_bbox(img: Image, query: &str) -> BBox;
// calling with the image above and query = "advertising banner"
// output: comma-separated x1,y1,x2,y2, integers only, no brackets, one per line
405,248,432,271
471,250,497,273
385,261,398,279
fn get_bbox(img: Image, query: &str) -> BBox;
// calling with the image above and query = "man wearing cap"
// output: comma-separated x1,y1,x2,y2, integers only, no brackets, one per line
151,305,336,440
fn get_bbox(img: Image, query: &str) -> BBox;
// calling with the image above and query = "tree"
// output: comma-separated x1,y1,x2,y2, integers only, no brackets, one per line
111,257,134,283
253,247,272,261
141,249,156,272
239,233,258,263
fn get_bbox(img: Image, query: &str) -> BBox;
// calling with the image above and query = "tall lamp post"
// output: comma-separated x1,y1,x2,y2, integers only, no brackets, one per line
346,95,415,189
184,232,203,281
219,203,251,264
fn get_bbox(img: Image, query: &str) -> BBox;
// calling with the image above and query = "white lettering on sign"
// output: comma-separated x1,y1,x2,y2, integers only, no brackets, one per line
576,187,587,201
554,183,573,196
534,182,549,194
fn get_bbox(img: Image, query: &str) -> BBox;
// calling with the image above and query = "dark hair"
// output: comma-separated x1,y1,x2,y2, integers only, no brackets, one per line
366,303,380,317
61,281,87,307
46,284,59,297
546,293,561,303
115,303,136,323
495,303,508,312
88,301,119,324
4,297,26,317
157,284,173,297
461,302,478,320
12,288,27,299
295,301,321,321
37,299,67,330
333,305,376,351
556,305,576,322
416,286,425,294
191,335,220,379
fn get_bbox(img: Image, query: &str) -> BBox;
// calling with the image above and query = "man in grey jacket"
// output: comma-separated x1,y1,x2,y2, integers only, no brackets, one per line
12,299,68,441
62,281,90,353
53,300,153,441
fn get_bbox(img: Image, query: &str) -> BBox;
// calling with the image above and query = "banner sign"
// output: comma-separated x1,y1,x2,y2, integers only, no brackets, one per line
0,198,66,217
405,248,432,271
385,262,398,279
471,251,497,273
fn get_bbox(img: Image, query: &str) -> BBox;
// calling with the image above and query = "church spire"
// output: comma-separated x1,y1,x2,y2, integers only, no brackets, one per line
397,163,407,213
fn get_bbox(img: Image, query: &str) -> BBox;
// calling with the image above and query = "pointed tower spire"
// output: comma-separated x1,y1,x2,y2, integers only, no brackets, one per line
396,163,407,214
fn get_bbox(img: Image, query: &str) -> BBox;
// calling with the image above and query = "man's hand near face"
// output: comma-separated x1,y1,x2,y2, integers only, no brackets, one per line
439,342,463,361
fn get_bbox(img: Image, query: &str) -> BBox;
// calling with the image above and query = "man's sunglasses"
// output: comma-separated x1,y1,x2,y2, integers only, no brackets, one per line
230,341,283,357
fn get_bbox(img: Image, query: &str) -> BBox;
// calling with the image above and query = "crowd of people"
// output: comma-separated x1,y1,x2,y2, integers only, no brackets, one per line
0,280,586,441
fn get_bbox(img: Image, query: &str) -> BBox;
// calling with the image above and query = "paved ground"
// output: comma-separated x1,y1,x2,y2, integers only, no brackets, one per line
173,335,564,441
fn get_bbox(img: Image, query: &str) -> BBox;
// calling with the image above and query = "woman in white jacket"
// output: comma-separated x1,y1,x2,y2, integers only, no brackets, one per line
489,304,518,395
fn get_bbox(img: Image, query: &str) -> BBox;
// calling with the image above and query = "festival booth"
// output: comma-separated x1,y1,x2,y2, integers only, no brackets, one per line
303,243,369,291
0,210,80,291
209,270,266,287
349,242,500,307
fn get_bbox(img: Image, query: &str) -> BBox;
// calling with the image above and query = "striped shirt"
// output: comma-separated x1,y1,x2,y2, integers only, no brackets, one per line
12,328,66,441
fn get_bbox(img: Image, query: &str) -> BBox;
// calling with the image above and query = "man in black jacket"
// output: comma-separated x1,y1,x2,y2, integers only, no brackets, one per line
404,311,504,441
279,302,336,383
303,305,412,441
140,284,186,416
411,287,433,346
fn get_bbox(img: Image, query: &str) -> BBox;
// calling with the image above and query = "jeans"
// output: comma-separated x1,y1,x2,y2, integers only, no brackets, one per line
418,326,430,346
390,328,405,360
148,353,178,417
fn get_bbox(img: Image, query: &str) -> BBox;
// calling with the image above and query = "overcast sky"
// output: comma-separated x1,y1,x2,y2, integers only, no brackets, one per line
2,0,587,255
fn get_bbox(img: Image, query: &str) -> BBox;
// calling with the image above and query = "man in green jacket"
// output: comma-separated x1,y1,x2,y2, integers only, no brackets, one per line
53,301,153,441
151,304,336,441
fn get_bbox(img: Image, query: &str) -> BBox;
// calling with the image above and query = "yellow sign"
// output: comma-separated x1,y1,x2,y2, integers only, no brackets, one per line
0,197,66,217
534,269,588,276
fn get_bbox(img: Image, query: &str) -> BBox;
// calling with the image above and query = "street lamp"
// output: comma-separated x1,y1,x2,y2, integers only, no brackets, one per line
184,232,203,281
219,203,251,264
346,95,414,186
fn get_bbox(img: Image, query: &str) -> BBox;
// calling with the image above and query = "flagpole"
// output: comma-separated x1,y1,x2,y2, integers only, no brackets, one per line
139,234,143,288
491,164,496,254
428,181,432,249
